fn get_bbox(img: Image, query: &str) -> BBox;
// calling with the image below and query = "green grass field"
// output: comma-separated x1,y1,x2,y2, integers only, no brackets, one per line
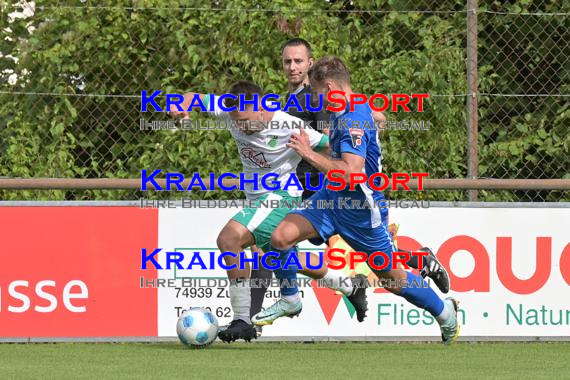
0,342,568,379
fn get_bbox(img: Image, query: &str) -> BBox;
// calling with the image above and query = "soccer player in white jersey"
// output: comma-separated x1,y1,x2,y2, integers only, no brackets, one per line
169,80,368,342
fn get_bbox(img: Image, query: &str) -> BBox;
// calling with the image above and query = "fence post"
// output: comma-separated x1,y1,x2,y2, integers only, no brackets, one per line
466,0,479,201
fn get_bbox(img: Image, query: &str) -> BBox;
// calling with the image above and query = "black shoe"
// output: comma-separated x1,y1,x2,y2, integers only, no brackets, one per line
217,319,257,343
346,274,368,322
419,247,450,294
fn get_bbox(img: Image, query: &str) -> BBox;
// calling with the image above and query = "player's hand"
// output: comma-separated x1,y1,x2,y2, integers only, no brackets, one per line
287,128,312,158
167,92,192,120
372,110,386,124
372,110,386,134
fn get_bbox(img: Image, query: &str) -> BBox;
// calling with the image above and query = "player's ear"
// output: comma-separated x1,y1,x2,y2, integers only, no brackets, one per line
308,58,314,67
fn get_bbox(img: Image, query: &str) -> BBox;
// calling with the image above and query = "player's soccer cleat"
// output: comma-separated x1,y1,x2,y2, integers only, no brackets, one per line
439,297,460,345
419,247,450,294
255,325,263,338
217,319,257,343
251,298,302,326
346,274,369,322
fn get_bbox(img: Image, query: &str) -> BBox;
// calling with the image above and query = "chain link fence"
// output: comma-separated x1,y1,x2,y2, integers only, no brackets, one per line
1,0,568,201
477,5,569,202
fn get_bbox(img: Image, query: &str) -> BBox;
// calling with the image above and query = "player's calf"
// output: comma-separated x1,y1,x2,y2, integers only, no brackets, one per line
216,220,256,332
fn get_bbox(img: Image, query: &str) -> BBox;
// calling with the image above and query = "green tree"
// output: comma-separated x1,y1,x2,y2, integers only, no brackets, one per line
0,0,567,201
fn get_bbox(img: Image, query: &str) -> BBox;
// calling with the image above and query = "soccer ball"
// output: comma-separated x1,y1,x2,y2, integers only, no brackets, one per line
176,307,219,348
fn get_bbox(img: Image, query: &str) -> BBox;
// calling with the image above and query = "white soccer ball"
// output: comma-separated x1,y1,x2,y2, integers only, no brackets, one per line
176,307,219,348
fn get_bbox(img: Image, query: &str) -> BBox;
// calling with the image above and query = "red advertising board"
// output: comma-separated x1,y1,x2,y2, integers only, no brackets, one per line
0,207,158,337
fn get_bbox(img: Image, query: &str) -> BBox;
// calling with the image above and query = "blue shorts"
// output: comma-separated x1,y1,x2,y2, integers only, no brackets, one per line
290,188,396,272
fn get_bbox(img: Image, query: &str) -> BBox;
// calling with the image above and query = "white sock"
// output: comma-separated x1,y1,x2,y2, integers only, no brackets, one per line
323,269,354,296
229,281,251,324
435,301,452,324
282,293,301,303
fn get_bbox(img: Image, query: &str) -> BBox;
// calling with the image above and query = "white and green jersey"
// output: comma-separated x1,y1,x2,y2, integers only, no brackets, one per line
204,95,328,200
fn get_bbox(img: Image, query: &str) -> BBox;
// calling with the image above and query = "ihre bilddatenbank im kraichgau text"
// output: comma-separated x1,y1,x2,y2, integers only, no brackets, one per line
138,170,431,210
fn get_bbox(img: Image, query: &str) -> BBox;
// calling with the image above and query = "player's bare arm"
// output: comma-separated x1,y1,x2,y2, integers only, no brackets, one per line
288,129,363,184
167,92,205,119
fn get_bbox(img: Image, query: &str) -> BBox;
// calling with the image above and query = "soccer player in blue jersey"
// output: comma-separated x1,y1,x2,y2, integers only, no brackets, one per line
251,56,460,344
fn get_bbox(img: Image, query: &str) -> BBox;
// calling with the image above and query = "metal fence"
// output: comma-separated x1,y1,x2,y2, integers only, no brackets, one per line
1,0,568,202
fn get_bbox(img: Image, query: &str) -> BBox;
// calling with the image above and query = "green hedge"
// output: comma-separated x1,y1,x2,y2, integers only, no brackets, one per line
0,0,568,201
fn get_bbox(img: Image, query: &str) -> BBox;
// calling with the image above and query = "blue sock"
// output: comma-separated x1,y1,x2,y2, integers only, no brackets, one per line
398,271,444,317
271,246,299,296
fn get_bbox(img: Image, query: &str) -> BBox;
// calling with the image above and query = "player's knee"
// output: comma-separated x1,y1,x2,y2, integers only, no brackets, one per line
216,228,240,252
271,227,294,250
216,233,227,252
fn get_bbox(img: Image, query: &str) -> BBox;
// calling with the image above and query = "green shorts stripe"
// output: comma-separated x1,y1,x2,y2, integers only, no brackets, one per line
244,192,282,232
231,190,300,252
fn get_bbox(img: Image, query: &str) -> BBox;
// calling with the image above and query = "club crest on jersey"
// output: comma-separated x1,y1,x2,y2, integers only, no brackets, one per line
349,128,364,148
240,148,271,168
267,135,279,148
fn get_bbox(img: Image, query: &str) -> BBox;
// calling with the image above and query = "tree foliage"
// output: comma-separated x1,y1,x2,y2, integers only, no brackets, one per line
0,0,567,201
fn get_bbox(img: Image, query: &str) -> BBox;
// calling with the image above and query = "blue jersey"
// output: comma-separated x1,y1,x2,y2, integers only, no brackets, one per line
326,103,386,228
290,102,394,263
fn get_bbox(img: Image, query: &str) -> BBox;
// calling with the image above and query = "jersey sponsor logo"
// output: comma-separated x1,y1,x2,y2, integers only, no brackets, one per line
267,135,279,148
349,128,364,148
240,148,271,168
